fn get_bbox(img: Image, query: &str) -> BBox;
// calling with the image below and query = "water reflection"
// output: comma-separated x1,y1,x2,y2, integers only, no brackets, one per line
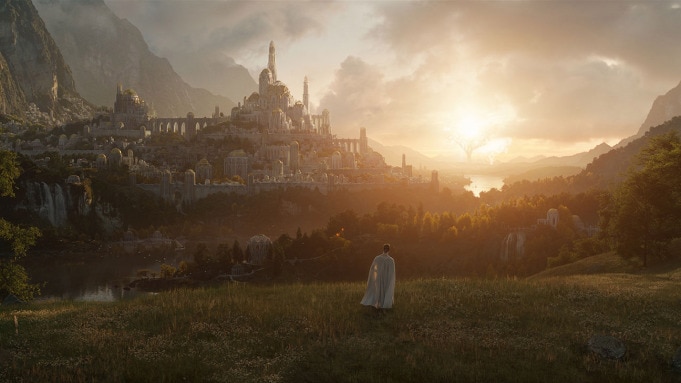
72,284,140,302
23,246,190,302
464,174,505,196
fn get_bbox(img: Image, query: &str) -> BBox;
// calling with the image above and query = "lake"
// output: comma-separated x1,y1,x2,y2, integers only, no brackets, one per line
464,174,505,196
22,246,191,302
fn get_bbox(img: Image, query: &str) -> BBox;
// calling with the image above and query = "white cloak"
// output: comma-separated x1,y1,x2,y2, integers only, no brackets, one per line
360,253,395,309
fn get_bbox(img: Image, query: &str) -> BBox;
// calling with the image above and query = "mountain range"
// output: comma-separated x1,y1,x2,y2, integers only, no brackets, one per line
32,0,253,118
3,0,681,177
0,0,93,124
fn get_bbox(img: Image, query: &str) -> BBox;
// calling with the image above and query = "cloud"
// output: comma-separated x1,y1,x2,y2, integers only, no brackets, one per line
371,1,681,80
319,0,681,158
104,0,341,96
103,0,681,159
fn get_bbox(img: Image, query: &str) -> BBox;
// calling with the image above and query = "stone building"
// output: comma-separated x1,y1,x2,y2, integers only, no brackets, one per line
112,84,154,129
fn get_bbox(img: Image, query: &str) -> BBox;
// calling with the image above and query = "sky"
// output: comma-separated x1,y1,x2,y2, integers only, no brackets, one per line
103,0,681,163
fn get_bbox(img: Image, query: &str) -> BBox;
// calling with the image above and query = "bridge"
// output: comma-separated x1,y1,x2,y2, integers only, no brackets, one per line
148,113,226,137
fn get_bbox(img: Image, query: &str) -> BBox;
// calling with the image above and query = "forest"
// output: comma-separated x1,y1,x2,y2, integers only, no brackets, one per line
3,120,681,301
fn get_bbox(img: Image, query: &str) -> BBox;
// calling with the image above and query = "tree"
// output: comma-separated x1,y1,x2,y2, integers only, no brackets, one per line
608,132,681,266
0,151,42,301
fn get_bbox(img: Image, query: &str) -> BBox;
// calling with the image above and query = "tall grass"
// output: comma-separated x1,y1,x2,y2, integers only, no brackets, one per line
2,275,681,382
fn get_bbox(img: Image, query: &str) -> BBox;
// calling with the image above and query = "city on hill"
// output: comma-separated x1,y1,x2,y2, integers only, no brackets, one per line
0,0,680,307
2,1,681,381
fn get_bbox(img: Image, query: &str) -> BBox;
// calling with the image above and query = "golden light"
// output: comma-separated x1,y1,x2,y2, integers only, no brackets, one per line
457,113,487,140
442,102,517,162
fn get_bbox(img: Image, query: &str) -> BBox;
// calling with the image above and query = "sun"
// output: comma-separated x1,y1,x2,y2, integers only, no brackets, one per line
456,113,487,141
441,103,517,162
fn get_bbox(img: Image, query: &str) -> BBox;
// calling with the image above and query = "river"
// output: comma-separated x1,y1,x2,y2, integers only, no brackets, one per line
464,174,505,196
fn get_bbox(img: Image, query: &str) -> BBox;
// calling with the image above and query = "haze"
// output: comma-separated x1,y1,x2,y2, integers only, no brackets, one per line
104,0,681,163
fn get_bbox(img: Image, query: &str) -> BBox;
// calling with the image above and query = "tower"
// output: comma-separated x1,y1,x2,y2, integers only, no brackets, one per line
360,127,368,154
303,76,309,112
268,40,277,82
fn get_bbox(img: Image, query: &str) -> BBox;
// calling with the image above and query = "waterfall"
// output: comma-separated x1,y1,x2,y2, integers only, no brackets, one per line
53,184,67,226
35,182,69,227
39,182,56,226
500,231,526,262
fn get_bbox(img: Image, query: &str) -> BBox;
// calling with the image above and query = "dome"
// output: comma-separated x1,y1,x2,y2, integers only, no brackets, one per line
110,148,122,155
247,92,260,102
259,68,272,82
246,234,273,266
228,149,248,157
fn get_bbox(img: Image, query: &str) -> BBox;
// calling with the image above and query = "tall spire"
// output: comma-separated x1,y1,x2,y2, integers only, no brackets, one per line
268,40,277,82
303,76,309,112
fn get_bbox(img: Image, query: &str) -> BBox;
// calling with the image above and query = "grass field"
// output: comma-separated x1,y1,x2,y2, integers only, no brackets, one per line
2,255,681,382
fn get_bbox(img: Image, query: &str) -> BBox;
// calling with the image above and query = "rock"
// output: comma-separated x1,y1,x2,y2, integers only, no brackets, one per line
0,0,94,123
34,0,239,117
587,334,626,360
2,294,25,305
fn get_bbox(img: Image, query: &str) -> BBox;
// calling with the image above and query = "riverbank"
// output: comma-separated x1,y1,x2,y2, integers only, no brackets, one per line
2,274,681,382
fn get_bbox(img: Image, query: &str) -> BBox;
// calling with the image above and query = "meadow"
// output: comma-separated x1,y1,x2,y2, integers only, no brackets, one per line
2,256,681,382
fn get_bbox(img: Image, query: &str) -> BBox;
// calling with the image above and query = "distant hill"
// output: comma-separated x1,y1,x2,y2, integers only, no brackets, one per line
367,138,440,168
528,252,635,279
0,0,93,123
634,80,681,140
615,80,681,148
33,0,236,118
532,142,612,168
583,115,681,187
503,166,583,184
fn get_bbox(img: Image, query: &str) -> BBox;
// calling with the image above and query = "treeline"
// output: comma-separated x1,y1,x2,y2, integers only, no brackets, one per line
172,190,609,282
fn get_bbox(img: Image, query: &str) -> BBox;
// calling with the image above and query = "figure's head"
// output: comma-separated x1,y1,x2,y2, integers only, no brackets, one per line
383,244,390,253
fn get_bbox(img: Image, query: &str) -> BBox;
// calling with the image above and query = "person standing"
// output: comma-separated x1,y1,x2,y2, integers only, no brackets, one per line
360,243,396,310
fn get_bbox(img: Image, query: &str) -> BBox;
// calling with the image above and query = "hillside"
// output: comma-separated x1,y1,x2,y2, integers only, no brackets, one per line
2,275,681,382
0,0,93,123
583,115,681,187
529,252,637,279
33,0,236,117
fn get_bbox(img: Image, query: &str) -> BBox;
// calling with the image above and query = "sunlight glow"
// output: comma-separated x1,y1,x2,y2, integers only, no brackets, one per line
442,103,517,163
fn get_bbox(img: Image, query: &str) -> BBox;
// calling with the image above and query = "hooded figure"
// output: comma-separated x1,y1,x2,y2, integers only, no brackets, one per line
360,244,396,309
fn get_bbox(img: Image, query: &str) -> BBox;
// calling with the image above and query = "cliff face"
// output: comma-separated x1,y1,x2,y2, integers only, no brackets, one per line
0,0,92,123
34,0,236,118
0,51,26,115
613,80,681,148
636,80,681,136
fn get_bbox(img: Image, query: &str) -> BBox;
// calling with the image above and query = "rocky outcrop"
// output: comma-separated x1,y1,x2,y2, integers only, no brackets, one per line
587,334,626,360
34,0,236,118
637,80,681,137
0,52,26,115
616,80,681,148
0,0,93,123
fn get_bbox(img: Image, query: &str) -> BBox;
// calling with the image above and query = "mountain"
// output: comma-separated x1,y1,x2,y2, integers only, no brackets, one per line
583,115,681,188
180,56,257,104
0,0,93,123
367,138,439,168
614,80,681,148
529,142,612,168
636,80,681,138
33,0,235,118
